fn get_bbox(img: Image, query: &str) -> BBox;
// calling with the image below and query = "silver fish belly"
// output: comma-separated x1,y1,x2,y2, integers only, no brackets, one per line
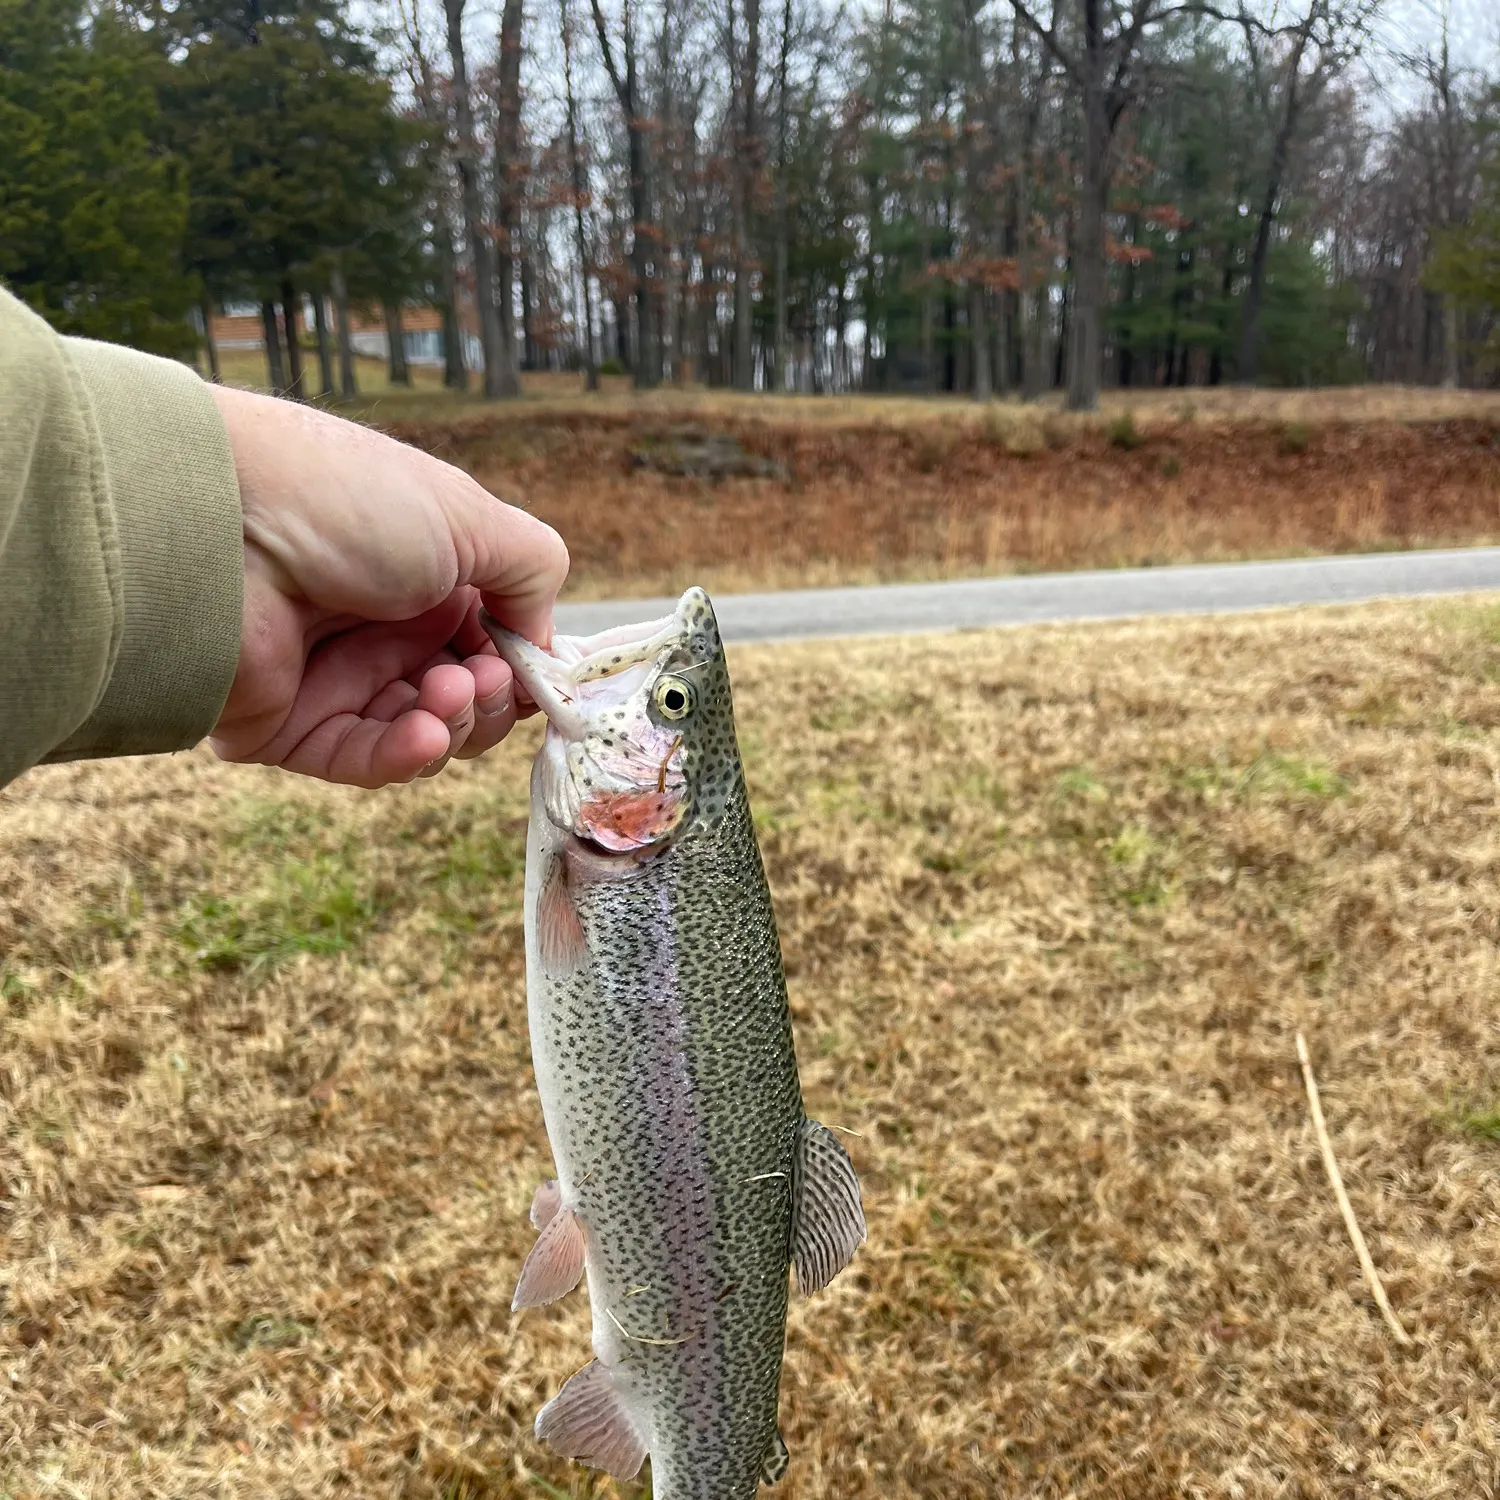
486,588,865,1500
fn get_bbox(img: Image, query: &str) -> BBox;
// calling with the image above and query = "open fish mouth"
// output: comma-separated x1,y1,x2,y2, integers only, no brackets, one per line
481,595,702,857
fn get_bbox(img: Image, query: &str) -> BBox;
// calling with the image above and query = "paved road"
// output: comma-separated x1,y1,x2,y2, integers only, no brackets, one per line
553,548,1500,645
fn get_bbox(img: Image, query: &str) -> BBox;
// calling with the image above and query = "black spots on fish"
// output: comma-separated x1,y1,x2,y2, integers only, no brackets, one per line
534,776,799,1499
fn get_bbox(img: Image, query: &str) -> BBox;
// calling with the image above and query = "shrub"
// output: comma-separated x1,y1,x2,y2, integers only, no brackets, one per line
1280,421,1312,455
1108,411,1143,450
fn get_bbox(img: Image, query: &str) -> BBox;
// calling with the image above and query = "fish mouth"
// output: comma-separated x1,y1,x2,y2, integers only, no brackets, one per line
480,606,683,736
483,599,696,857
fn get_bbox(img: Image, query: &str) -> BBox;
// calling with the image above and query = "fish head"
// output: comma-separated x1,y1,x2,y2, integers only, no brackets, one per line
483,587,739,856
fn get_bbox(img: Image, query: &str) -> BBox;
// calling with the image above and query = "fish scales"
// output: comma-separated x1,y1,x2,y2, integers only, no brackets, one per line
488,587,865,1500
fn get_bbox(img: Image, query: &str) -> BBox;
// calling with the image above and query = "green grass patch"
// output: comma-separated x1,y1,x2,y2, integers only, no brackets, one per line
1452,1102,1500,1144
1239,751,1348,800
1104,825,1176,908
1055,766,1108,801
176,853,378,973
1175,751,1348,802
230,1313,315,1351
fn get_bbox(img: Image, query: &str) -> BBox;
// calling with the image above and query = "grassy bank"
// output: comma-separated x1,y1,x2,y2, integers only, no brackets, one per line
382,407,1500,599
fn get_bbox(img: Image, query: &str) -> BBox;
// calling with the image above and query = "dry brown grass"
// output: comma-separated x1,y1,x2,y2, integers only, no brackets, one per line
6,599,1500,1497
385,412,1500,600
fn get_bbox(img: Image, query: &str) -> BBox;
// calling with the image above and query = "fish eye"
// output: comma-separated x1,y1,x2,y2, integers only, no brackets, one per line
653,676,694,720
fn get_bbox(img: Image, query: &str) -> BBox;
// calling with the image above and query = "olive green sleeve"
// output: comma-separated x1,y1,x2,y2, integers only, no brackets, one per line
0,288,243,789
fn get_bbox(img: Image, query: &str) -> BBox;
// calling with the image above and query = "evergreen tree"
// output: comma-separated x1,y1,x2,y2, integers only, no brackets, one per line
1428,91,1500,363
0,0,195,354
160,0,427,385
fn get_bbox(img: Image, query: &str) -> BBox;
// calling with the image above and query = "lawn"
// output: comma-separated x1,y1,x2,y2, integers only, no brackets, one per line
4,599,1500,1498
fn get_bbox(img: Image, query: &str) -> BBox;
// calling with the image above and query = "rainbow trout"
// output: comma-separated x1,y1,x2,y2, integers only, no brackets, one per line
483,588,864,1500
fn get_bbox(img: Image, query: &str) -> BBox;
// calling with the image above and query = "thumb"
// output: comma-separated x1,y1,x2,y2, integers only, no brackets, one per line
443,476,570,646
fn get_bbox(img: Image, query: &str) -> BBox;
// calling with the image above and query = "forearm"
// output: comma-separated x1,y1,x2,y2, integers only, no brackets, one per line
0,289,243,787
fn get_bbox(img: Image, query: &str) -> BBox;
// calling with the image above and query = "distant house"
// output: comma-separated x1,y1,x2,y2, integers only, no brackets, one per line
211,294,484,371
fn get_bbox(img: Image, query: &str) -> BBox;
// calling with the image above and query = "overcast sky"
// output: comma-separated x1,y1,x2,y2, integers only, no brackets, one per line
1371,0,1499,107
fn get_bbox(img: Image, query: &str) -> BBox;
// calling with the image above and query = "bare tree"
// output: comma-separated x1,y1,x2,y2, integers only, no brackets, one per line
1237,0,1383,383
769,0,794,389
396,0,468,391
591,0,663,386
560,0,599,389
728,0,763,388
445,0,519,397
1007,0,1178,410
496,0,526,375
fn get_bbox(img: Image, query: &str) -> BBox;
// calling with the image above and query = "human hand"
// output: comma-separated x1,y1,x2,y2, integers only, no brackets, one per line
206,385,568,788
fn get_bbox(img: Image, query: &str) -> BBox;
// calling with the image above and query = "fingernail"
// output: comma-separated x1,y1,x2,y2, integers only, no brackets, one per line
478,684,512,716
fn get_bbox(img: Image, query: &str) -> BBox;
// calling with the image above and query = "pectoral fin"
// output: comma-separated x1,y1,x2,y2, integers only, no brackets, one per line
535,1359,648,1480
761,1428,790,1485
537,857,586,978
791,1119,866,1295
512,1206,587,1309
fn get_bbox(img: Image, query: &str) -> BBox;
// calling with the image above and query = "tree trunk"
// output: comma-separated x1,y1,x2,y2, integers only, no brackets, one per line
435,211,468,391
732,0,762,391
1239,24,1311,385
279,280,305,400
561,0,598,391
965,285,987,400
496,0,525,384
771,0,792,392
591,0,660,388
198,295,221,383
1017,168,1041,400
384,300,411,386
1442,297,1460,388
1069,48,1107,414
519,254,535,371
446,0,514,398
259,300,284,395
331,268,358,400
312,289,334,397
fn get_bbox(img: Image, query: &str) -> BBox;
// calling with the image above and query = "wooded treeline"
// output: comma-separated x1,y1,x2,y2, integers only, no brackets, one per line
3,0,1498,409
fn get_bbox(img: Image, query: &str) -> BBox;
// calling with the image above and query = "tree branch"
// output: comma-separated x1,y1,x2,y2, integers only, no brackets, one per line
589,0,630,106
1005,0,1083,88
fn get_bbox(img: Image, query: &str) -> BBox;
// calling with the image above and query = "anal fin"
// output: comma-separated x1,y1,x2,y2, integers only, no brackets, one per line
512,1205,587,1309
530,1178,562,1231
535,1359,648,1480
791,1119,866,1295
761,1428,790,1486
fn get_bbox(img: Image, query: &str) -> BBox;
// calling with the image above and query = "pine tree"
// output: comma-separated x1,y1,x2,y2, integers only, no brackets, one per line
0,0,195,354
